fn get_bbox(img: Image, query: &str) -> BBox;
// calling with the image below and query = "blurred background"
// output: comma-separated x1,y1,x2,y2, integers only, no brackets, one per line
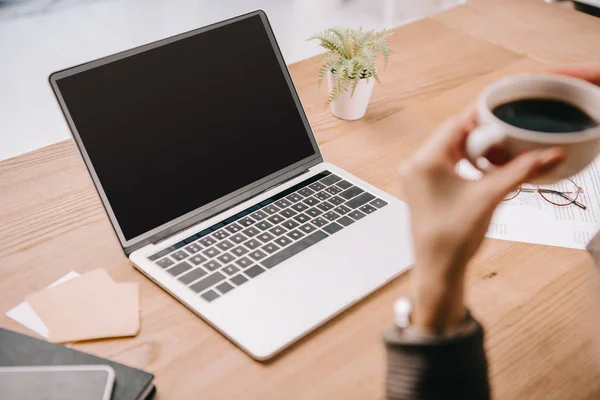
0,0,465,162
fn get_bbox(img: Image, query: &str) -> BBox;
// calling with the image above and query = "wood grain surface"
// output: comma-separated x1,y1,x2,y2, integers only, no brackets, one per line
2,1,600,398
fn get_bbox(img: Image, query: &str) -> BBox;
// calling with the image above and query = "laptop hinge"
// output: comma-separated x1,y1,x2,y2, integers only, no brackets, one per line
151,168,312,245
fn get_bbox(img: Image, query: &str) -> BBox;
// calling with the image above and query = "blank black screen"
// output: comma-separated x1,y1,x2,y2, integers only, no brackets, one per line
55,15,316,240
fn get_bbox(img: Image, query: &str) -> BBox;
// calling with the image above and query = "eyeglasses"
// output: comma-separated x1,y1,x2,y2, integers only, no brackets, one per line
503,178,587,210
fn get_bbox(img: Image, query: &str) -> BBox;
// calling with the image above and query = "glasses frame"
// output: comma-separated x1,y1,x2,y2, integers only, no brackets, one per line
503,178,587,210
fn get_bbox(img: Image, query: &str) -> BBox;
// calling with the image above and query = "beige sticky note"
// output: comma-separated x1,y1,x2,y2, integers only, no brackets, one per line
27,269,140,343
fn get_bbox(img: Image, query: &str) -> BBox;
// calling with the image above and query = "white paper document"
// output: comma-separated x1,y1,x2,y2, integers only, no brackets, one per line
457,156,600,249
6,271,80,338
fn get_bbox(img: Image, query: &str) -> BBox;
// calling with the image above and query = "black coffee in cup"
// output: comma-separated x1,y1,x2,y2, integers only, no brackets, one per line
492,98,598,133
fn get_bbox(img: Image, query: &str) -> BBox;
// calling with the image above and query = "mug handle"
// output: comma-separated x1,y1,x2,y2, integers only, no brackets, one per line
465,124,507,172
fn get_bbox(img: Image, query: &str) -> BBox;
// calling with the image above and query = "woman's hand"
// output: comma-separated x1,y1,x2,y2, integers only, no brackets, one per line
399,107,565,332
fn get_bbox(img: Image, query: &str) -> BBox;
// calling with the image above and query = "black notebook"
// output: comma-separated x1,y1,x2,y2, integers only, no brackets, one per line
0,328,155,400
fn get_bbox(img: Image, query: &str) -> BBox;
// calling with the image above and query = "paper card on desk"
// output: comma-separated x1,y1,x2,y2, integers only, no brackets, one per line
27,270,140,343
6,271,80,338
43,283,139,344
457,157,600,249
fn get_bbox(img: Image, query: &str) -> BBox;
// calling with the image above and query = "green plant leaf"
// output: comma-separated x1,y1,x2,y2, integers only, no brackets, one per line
330,26,352,58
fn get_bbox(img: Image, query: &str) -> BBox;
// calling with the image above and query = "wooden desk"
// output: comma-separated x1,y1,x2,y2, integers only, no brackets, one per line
2,0,600,398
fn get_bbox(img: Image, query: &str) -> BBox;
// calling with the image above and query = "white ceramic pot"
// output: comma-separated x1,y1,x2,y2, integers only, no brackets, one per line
327,71,375,120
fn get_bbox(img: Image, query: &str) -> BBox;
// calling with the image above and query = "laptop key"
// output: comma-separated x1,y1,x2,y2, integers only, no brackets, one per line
167,261,193,277
338,216,355,227
311,217,328,227
149,248,172,261
336,180,353,189
229,233,248,244
286,193,303,203
323,222,343,235
242,226,260,237
359,204,377,214
171,250,188,261
263,204,280,215
191,272,225,293
317,202,334,212
346,192,376,209
298,187,315,197
348,210,366,220
274,199,292,208
184,243,202,254
334,205,351,215
314,191,331,201
216,282,234,294
198,236,216,247
308,182,326,191
262,242,280,254
212,230,230,240
279,208,297,218
217,253,235,264
244,238,262,250
238,217,255,227
293,213,310,223
261,230,328,269
325,185,343,195
328,196,344,206
225,223,243,233
257,232,275,243
189,254,208,265
274,236,293,247
322,211,340,222
291,202,309,212
179,267,208,285
281,219,299,230
156,257,174,268
320,174,342,186
250,210,268,221
204,260,222,271
235,256,253,268
202,247,221,258
249,249,267,261
231,246,249,257
371,198,388,208
222,265,240,276
200,290,220,302
269,225,287,236
268,214,285,224
287,229,304,240
255,221,273,231
299,223,316,234
305,207,322,218
231,274,248,286
339,186,364,200
303,196,319,206
216,239,234,251
245,265,265,278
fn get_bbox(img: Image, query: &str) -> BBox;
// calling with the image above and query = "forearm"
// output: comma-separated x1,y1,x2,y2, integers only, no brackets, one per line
411,265,467,333
383,312,490,400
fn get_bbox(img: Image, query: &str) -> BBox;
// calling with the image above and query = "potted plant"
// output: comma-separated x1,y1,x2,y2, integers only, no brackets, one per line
308,27,393,120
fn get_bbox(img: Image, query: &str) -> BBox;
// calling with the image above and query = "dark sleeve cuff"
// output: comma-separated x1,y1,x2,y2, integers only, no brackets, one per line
383,313,490,400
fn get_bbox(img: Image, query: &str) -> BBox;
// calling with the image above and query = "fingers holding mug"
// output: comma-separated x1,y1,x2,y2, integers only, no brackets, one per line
465,123,507,172
463,73,600,184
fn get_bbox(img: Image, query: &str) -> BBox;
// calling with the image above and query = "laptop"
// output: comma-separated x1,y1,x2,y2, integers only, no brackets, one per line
49,10,413,360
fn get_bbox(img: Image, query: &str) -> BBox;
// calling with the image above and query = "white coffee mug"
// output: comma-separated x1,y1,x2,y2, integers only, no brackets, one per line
466,74,600,184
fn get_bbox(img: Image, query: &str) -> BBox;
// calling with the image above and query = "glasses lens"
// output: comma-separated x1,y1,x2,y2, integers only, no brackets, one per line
538,179,581,206
503,186,521,201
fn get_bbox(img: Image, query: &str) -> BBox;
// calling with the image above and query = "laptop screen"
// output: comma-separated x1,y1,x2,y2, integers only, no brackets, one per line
52,14,317,242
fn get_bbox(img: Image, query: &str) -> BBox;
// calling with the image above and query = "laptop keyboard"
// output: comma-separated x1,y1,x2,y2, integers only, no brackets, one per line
147,171,388,302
